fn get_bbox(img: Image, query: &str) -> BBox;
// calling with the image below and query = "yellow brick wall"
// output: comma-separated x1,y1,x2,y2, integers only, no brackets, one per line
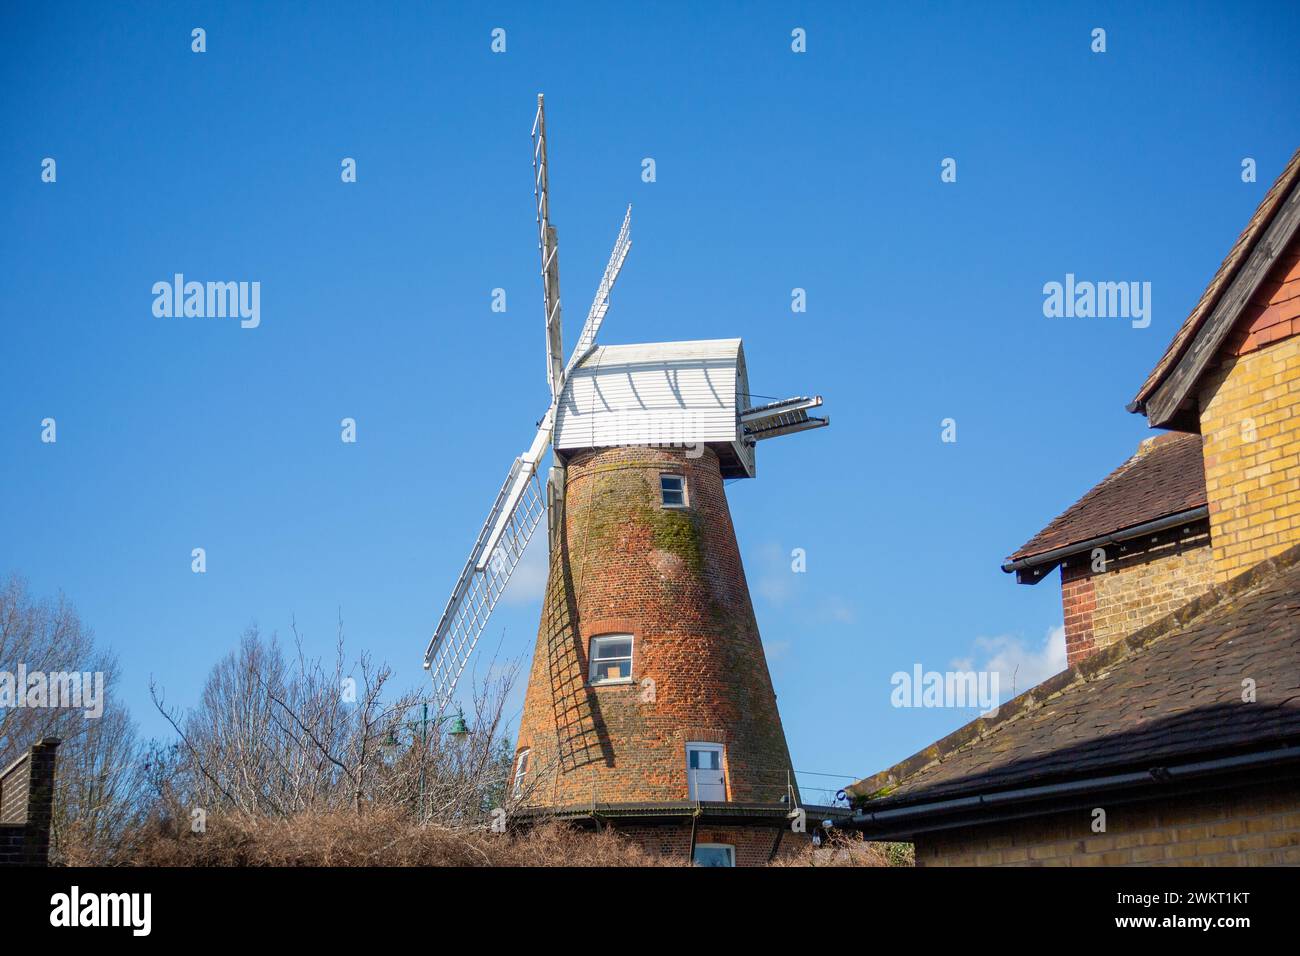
1089,531,1214,650
1199,335,1300,583
913,777,1300,866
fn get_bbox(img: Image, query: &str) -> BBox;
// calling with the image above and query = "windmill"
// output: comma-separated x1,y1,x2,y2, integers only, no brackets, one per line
424,96,828,826
422,94,633,710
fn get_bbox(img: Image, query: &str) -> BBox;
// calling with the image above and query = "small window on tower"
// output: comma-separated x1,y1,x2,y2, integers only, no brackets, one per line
512,748,531,797
589,634,634,684
660,474,686,508
693,843,736,867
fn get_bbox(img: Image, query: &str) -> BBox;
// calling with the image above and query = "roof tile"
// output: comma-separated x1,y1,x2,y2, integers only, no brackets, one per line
849,543,1300,807
1008,432,1206,562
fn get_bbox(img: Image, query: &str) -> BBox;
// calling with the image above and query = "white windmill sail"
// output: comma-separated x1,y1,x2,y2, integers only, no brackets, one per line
423,96,634,712
740,396,829,441
534,94,565,407
566,205,631,375
424,447,549,711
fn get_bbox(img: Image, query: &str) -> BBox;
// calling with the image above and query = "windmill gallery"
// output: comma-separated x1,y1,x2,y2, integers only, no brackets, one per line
421,96,833,867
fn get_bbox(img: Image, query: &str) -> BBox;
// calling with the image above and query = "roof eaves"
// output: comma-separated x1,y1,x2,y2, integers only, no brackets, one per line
1004,452,1144,563
1004,434,1206,567
845,540,1300,808
1001,505,1209,578
839,745,1300,841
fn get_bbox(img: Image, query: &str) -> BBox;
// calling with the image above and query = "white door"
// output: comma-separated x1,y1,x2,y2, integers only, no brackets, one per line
686,743,726,801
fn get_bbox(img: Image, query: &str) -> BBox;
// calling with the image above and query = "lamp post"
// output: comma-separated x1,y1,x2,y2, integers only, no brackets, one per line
387,703,470,820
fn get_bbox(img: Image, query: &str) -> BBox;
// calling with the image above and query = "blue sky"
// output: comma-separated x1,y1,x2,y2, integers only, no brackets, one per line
3,1,1299,803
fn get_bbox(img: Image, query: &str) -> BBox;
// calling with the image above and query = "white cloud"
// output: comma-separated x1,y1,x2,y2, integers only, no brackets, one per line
501,534,549,605
951,625,1067,701
817,596,856,625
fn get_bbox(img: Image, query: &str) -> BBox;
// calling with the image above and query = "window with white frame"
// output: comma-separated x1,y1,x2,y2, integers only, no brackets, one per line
659,474,686,507
512,748,531,797
589,634,633,684
693,843,735,867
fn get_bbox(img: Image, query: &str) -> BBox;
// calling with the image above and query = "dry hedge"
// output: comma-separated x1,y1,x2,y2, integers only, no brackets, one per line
128,809,673,867
123,809,910,867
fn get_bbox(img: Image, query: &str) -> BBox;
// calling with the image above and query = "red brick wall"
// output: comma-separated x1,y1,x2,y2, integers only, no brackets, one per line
1222,238,1300,357
1060,563,1097,666
513,445,796,807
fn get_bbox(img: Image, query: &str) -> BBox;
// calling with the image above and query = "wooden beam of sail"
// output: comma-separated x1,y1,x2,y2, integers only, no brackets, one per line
741,396,829,442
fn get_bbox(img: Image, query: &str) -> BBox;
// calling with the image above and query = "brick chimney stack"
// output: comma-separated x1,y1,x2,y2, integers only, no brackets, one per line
0,737,62,866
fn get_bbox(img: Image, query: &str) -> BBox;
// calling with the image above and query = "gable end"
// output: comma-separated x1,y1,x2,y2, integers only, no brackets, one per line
1136,175,1300,428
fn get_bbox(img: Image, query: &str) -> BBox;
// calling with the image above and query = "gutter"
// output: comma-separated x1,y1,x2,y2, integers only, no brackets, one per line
837,743,1300,840
1000,506,1208,580
513,801,852,827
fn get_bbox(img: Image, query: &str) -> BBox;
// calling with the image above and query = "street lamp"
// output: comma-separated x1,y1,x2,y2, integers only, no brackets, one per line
394,703,470,820
390,703,471,747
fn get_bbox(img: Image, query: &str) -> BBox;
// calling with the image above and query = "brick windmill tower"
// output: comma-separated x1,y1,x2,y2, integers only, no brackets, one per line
425,96,830,865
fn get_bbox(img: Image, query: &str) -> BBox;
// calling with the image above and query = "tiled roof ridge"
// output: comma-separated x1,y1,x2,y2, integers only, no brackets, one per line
850,540,1300,803
1132,147,1300,407
1135,431,1184,455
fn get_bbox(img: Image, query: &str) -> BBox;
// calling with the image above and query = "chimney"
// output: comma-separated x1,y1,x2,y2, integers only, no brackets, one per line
0,737,62,866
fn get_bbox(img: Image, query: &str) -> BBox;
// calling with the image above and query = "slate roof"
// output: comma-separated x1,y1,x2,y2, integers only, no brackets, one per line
1006,432,1207,564
846,542,1300,808
1132,148,1300,408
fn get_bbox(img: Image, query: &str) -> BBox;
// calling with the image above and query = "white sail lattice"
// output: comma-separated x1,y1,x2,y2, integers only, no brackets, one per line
424,459,547,711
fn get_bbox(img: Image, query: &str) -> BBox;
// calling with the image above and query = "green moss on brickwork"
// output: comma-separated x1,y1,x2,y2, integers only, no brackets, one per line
577,466,708,576
648,507,704,573
567,475,627,582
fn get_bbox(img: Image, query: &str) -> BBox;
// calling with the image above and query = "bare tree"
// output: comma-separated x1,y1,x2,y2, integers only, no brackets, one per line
148,618,518,828
2,574,523,862
378,656,520,824
0,574,145,864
